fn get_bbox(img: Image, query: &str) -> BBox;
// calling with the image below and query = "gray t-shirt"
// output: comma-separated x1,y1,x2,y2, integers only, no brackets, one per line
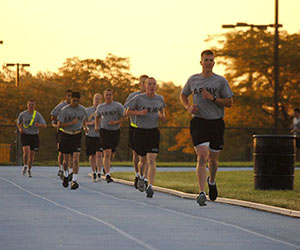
58,104,87,132
127,93,166,129
124,91,142,126
86,106,99,137
96,101,124,131
182,73,233,119
17,110,46,135
50,101,68,125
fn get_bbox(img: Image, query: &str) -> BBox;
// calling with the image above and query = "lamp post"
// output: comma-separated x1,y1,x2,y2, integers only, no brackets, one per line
222,19,281,128
6,62,30,166
6,63,30,87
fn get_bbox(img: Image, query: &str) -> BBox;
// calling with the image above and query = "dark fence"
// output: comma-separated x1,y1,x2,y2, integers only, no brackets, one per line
0,124,297,164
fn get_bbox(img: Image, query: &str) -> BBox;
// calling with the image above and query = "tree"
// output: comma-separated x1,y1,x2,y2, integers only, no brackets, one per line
208,29,300,128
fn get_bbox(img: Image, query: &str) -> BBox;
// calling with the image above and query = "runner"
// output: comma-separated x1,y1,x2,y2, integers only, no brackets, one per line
95,89,126,183
85,93,103,182
180,49,233,206
57,91,88,190
17,99,47,177
126,77,167,198
124,74,149,189
50,89,72,178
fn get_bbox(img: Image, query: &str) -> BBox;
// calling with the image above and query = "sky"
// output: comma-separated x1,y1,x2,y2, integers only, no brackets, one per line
0,0,299,86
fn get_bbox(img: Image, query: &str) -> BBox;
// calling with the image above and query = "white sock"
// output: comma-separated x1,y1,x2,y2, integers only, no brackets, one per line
69,169,73,174
135,172,139,177
59,165,63,170
106,173,110,177
144,178,148,182
72,174,78,182
141,176,144,179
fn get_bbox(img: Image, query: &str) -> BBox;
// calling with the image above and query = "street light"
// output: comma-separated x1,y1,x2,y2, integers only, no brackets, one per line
222,1,281,129
6,63,30,87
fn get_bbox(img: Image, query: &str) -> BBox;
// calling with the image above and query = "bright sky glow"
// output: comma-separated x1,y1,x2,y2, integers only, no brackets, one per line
0,0,299,86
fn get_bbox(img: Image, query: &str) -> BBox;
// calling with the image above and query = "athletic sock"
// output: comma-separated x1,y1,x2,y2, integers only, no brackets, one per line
72,174,78,182
135,172,139,177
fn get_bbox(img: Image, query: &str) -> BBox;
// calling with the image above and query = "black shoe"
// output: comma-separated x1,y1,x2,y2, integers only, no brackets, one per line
196,192,207,206
27,170,32,178
134,177,138,189
68,172,73,182
97,173,101,180
103,168,106,175
57,169,62,177
106,175,113,183
146,186,154,198
71,181,79,190
207,176,218,201
62,176,69,188
92,173,97,182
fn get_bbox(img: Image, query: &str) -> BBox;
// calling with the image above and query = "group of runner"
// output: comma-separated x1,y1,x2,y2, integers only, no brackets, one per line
17,50,234,205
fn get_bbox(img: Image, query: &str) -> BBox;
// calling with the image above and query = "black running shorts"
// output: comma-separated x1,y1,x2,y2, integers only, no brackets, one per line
128,125,137,151
134,128,160,157
21,133,39,151
59,132,82,154
100,128,120,152
85,136,103,156
190,117,225,151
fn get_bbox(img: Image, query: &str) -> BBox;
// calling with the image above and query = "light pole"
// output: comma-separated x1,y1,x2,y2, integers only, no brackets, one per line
222,17,281,129
6,63,30,87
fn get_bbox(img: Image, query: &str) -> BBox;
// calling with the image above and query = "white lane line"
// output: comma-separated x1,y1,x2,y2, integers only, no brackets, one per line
80,186,300,250
0,176,157,250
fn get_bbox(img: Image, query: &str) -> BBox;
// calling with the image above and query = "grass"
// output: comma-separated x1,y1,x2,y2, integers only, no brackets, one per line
112,170,300,211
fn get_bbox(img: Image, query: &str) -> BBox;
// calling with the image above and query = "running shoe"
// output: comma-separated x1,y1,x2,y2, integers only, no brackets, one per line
57,169,62,177
62,176,69,188
207,176,218,201
92,173,97,182
97,173,101,181
137,177,145,192
22,166,27,175
71,181,79,190
68,172,73,182
196,192,207,206
134,176,138,189
146,186,154,198
27,169,32,178
144,179,148,189
106,175,113,183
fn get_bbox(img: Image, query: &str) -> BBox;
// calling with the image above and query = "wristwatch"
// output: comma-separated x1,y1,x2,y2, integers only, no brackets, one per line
213,95,217,102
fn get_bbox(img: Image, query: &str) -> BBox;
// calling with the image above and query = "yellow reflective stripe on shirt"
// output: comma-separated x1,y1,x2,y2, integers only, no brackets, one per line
23,110,37,128
130,122,138,128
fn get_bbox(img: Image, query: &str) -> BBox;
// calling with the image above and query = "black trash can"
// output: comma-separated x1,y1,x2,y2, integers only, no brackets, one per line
253,135,296,190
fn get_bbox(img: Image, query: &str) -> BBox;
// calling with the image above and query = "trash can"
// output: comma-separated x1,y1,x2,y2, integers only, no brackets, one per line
0,144,11,163
253,135,296,190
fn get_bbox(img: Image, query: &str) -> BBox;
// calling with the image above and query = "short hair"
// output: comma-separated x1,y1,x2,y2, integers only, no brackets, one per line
104,88,113,94
294,108,300,113
27,99,35,104
65,89,72,94
145,77,156,84
139,75,148,81
201,50,215,59
93,93,102,98
72,91,80,99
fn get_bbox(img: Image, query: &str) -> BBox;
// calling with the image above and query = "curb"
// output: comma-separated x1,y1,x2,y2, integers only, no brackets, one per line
111,177,300,218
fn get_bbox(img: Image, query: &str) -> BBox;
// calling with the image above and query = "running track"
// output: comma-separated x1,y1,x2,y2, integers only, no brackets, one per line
0,166,299,250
